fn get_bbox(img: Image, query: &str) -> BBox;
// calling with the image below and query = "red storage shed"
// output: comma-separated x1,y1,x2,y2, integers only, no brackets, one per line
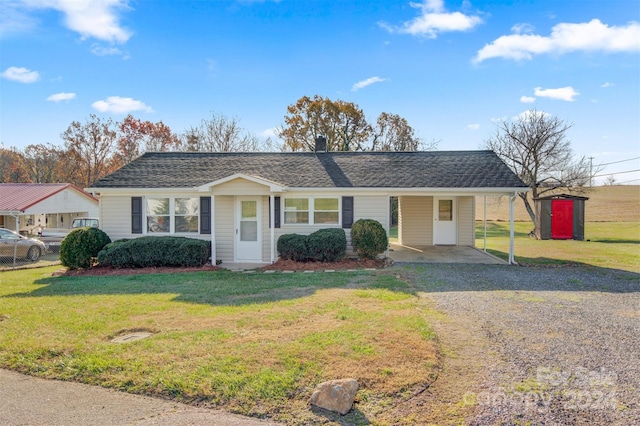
535,194,589,240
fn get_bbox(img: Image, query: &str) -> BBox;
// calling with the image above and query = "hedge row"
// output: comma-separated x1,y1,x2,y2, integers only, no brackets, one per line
97,236,210,268
277,228,347,262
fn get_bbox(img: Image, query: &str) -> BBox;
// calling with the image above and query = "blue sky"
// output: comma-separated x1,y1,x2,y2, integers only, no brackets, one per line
1,0,639,184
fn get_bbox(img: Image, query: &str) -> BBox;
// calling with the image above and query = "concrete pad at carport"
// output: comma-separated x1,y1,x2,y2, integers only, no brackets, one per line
388,244,505,264
0,369,278,426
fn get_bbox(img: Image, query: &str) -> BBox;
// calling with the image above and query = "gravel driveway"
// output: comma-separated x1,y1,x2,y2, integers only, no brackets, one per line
395,263,640,425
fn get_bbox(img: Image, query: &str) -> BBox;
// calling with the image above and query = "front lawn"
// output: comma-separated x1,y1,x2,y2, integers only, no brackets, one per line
476,221,640,273
0,267,441,425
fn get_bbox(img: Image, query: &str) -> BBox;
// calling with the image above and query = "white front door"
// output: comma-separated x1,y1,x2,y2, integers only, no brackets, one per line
433,197,457,245
235,197,262,261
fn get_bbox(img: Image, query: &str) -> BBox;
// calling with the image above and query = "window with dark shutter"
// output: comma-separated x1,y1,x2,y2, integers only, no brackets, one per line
269,196,281,228
131,197,142,234
342,196,354,229
200,197,211,234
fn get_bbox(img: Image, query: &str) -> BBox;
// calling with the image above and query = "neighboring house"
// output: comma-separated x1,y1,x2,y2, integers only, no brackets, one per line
88,147,528,265
0,183,99,235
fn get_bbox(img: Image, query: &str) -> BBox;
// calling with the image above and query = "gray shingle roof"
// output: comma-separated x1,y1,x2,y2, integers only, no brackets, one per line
91,150,527,189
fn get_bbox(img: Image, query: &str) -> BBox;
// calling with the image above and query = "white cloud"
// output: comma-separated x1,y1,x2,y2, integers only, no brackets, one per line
351,76,386,91
92,96,153,113
0,1,38,36
380,0,483,38
467,123,480,130
474,19,640,63
1,66,40,83
91,44,123,56
46,92,76,102
601,82,614,88
261,127,277,138
511,23,534,34
16,0,132,43
534,86,579,101
520,95,536,103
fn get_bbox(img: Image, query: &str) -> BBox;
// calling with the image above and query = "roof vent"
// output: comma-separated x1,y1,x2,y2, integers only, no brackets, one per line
315,136,327,152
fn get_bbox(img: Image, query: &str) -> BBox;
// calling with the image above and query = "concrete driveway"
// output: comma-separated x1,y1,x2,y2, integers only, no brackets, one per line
0,369,278,426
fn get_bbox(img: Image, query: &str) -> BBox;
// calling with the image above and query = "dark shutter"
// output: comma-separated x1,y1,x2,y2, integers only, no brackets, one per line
342,196,354,229
269,196,281,228
200,197,211,234
131,197,142,234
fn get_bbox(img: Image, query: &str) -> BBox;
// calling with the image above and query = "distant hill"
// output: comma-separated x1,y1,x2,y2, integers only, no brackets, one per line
475,185,640,222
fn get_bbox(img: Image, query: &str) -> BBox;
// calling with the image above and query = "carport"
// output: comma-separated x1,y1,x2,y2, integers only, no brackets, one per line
388,243,506,264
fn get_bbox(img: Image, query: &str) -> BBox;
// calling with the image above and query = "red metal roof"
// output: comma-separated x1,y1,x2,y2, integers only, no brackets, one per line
0,183,98,212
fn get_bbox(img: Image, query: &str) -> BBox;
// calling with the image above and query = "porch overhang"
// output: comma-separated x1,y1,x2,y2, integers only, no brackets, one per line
197,174,287,193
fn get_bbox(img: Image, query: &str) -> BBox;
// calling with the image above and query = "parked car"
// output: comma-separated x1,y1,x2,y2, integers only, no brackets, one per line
0,228,47,261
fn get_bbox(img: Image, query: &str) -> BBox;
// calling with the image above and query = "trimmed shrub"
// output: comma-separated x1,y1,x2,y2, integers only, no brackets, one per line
277,234,309,262
351,219,388,260
307,228,347,262
97,236,210,268
60,227,112,270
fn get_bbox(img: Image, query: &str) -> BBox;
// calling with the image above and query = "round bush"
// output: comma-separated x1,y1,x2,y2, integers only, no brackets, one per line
277,234,309,261
60,227,111,269
307,228,347,262
351,219,388,260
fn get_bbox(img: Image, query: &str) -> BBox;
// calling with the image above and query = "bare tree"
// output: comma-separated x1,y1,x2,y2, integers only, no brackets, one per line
21,143,65,183
183,112,260,152
371,112,436,151
485,109,592,239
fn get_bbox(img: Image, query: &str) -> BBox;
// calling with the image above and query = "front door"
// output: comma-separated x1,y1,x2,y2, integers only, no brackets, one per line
236,197,262,261
433,197,457,245
551,199,573,239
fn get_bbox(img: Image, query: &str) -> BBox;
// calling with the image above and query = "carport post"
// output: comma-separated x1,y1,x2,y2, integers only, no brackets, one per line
483,196,487,252
270,194,275,263
509,192,516,264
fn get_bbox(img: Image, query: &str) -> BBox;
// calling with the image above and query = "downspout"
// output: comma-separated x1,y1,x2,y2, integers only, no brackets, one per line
270,194,275,263
509,192,516,265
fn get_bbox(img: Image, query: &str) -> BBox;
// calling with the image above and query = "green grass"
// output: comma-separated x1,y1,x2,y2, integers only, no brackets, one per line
0,267,440,424
476,221,640,273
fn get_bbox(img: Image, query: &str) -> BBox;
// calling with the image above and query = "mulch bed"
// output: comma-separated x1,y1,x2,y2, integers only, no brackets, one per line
57,258,388,277
261,258,386,271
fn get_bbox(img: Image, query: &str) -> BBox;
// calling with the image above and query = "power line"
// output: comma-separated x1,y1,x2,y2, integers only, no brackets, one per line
617,178,640,184
598,156,640,166
593,169,640,178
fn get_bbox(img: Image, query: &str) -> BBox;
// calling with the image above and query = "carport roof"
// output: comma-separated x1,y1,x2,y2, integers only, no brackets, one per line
0,183,98,213
90,150,528,190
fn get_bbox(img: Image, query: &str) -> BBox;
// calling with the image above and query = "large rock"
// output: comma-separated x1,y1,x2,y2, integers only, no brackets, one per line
310,379,358,415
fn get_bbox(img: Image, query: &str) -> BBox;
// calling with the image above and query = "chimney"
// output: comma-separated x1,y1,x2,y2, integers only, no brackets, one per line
315,136,327,152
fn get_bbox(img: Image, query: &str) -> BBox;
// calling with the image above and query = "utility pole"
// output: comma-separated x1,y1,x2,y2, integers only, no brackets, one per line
588,156,594,187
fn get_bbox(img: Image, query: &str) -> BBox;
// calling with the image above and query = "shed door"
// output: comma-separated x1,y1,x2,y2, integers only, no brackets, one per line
551,200,573,239
433,197,457,245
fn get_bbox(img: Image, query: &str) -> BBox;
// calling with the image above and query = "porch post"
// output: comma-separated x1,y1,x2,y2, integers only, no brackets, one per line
270,194,275,263
509,192,516,264
483,195,487,252
211,195,216,265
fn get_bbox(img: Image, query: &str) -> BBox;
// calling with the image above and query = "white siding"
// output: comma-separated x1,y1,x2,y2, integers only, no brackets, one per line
23,188,98,216
100,195,131,240
214,196,234,263
213,179,270,196
399,196,433,246
457,196,475,246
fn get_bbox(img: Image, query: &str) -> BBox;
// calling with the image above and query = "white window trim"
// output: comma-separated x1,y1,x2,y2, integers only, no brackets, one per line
144,196,200,234
283,197,341,226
